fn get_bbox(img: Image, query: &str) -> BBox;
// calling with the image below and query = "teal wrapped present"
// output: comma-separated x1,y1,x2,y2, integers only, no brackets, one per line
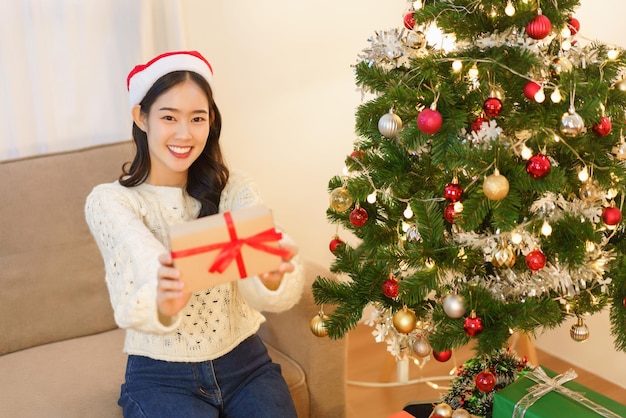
493,367,626,418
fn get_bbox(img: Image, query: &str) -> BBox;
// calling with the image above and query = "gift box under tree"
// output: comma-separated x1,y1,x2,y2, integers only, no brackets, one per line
493,366,626,418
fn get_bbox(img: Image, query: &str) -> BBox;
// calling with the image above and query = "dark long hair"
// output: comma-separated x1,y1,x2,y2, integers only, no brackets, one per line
120,71,229,218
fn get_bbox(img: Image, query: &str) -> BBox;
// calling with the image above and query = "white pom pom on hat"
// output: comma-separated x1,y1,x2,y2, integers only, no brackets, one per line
126,50,214,108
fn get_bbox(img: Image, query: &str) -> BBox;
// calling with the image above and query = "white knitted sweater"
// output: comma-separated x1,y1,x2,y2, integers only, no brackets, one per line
85,170,304,362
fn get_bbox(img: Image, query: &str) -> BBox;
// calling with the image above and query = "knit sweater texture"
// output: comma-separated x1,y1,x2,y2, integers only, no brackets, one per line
85,170,304,362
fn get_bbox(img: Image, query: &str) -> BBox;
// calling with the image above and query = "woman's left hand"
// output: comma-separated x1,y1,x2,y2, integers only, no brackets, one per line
258,242,298,291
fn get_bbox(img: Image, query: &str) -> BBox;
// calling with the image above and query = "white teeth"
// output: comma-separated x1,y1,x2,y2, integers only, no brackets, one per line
168,145,191,154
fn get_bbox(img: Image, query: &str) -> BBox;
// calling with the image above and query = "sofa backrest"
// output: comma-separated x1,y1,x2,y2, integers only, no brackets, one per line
0,141,134,355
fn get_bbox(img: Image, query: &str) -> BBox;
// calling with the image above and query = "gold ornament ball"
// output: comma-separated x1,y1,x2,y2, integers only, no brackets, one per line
451,409,472,418
432,402,454,418
393,308,418,334
570,317,590,342
579,181,600,202
492,243,516,268
310,313,330,337
329,187,353,212
483,170,509,200
615,78,626,92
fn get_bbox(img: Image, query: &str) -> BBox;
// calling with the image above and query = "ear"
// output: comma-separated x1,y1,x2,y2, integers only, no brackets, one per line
131,104,147,132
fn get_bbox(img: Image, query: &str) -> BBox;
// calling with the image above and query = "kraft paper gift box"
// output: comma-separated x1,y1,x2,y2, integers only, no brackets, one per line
168,205,288,293
492,366,626,418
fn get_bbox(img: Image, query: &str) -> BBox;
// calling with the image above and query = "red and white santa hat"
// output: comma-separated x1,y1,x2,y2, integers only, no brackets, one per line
126,50,214,107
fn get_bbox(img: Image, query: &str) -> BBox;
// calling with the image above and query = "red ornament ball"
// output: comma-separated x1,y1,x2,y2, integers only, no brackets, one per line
568,17,580,35
523,81,542,100
526,250,547,271
350,149,364,160
444,182,463,202
472,116,489,132
417,108,443,135
593,117,612,137
476,371,497,392
433,350,452,362
526,154,551,179
329,237,344,253
483,97,503,117
444,203,456,223
382,278,399,298
403,12,415,30
349,207,368,227
622,296,626,309
526,14,552,40
463,314,484,337
602,206,622,226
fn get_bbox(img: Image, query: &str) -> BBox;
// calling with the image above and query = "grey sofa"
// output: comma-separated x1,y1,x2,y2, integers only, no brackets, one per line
0,141,346,418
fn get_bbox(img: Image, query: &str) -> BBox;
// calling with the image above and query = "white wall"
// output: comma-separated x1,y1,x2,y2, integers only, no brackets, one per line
181,0,626,388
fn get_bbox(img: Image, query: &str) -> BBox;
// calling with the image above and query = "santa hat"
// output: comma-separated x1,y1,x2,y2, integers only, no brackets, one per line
126,50,214,107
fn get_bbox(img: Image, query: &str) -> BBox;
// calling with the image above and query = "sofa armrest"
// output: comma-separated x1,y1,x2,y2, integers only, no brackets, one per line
258,258,347,418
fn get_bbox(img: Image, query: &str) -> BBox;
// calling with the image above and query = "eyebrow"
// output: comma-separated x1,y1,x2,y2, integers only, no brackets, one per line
158,107,208,114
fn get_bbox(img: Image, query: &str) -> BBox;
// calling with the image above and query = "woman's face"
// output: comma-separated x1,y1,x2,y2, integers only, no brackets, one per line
139,79,210,187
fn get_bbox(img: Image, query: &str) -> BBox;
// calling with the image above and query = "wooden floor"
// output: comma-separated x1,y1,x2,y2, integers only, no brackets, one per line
345,323,626,418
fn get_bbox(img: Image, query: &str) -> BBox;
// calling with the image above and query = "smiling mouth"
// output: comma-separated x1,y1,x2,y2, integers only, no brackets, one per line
168,145,192,156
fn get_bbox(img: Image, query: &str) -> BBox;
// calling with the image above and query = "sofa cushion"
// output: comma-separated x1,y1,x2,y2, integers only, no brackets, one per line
0,142,134,355
0,328,308,418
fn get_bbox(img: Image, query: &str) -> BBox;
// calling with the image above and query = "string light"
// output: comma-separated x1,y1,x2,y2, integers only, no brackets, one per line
505,1,516,16
404,204,414,219
541,221,552,236
534,87,546,103
608,49,619,60
521,145,533,160
511,231,523,244
551,87,562,103
578,167,589,182
452,60,463,72
367,192,377,204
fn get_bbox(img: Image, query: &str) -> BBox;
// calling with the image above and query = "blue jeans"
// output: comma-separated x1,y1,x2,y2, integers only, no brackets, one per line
118,334,298,418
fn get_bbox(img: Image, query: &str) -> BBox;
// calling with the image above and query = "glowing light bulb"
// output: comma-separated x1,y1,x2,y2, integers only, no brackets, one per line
468,64,479,79
413,0,423,10
404,204,414,219
551,88,562,103
541,221,552,236
534,88,545,103
521,145,533,160
511,231,522,245
578,167,589,182
562,40,572,51
553,134,561,143
561,27,572,38
505,1,515,16
454,202,464,213
608,49,619,60
367,192,377,204
452,60,463,72
342,166,349,176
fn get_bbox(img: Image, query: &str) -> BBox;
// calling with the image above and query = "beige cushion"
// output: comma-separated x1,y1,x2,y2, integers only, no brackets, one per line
0,328,308,418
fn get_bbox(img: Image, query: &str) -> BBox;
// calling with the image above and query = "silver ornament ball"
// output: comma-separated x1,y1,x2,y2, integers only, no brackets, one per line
560,108,585,137
378,109,403,138
570,317,590,342
412,336,432,357
443,294,466,318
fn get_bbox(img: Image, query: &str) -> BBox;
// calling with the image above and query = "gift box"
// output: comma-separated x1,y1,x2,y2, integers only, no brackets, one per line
493,366,626,418
168,205,289,293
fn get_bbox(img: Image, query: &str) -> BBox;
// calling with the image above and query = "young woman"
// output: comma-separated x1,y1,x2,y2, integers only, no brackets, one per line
85,51,303,418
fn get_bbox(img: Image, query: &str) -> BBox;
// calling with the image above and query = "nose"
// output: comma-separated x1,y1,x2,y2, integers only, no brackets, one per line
175,121,192,140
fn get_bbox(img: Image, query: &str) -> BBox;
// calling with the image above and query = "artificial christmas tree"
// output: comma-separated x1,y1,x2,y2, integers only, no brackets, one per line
313,0,626,415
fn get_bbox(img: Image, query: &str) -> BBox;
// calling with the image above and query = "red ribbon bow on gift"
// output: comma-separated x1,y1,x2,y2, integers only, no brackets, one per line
171,212,290,278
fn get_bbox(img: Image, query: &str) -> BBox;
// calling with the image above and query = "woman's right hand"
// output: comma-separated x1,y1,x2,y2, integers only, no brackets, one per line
156,252,191,321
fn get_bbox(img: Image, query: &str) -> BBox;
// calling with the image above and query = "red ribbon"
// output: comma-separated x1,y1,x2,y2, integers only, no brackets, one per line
171,212,290,278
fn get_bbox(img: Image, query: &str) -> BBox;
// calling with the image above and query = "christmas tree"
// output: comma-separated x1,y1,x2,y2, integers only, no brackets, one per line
312,0,626,367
